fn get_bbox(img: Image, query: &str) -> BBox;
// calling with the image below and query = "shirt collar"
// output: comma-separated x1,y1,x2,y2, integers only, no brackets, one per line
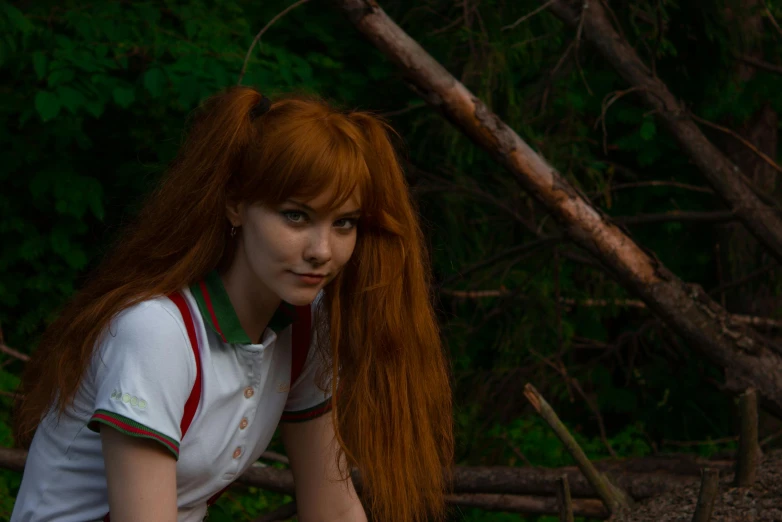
189,270,297,344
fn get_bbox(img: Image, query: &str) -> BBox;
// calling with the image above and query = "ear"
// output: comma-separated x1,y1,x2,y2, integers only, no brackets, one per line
225,200,244,227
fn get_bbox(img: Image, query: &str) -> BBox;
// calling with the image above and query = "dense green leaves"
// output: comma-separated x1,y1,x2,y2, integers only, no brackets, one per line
1,0,781,520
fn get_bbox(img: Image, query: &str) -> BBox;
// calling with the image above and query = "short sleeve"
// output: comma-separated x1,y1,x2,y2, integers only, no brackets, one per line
86,299,197,460
280,296,333,423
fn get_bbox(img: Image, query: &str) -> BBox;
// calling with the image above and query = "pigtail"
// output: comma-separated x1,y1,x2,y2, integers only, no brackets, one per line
324,113,455,522
14,86,264,446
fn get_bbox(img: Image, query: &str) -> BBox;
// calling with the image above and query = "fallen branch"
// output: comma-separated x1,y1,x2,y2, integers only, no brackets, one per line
330,0,782,417
557,475,575,522
440,291,782,329
523,383,633,513
544,0,782,264
1,446,731,507
446,492,608,518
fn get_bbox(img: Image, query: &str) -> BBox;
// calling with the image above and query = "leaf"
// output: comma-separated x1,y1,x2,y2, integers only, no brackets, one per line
32,51,47,80
639,119,657,141
0,2,34,35
35,90,61,121
56,85,87,114
112,86,136,108
48,68,75,88
84,99,105,118
143,68,166,97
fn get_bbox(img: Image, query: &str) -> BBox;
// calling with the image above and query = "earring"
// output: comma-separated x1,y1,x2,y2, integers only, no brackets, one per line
230,226,237,238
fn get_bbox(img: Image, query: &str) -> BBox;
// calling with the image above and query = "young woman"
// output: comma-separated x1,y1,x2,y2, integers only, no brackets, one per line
11,86,454,522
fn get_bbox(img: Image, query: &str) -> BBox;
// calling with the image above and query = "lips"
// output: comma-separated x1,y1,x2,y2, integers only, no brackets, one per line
289,271,328,285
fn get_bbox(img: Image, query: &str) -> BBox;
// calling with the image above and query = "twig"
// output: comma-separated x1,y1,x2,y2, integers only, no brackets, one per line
708,262,777,297
662,436,738,447
556,475,575,522
237,0,311,85
690,113,782,175
523,383,632,513
589,180,714,200
762,0,782,39
735,388,760,487
734,54,782,75
440,237,562,286
0,344,30,362
442,291,782,329
691,468,720,522
613,210,734,226
573,1,593,96
502,0,557,31
596,87,643,154
251,502,297,522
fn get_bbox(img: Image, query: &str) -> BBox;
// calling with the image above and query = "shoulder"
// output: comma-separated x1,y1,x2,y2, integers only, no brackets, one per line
94,295,195,372
108,296,189,341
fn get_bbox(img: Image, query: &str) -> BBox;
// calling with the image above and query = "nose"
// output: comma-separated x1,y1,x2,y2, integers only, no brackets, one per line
304,225,332,267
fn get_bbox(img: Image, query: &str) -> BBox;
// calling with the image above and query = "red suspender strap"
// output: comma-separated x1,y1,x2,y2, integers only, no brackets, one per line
291,304,311,384
103,292,202,522
168,291,203,437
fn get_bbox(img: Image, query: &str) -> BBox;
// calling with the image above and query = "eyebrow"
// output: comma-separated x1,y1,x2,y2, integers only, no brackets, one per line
286,199,362,217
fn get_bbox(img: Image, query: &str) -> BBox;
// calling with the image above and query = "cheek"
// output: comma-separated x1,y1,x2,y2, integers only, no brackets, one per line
245,221,299,262
334,235,358,266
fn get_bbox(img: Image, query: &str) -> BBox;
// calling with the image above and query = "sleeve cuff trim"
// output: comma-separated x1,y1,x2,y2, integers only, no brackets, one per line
88,409,180,460
281,398,332,423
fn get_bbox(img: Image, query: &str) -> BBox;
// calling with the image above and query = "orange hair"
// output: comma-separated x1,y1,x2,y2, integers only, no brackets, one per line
14,86,454,522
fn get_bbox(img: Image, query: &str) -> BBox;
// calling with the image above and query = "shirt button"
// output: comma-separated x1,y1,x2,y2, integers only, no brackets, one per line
243,386,254,398
232,447,242,459
239,417,248,430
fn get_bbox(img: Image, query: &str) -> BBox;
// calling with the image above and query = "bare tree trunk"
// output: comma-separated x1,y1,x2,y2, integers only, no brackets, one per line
327,0,782,413
544,0,782,265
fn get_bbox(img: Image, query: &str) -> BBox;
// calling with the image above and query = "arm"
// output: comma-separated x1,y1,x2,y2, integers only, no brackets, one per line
101,426,178,522
281,413,367,522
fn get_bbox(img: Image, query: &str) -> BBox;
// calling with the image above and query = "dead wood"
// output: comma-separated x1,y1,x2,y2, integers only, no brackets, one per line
328,0,782,416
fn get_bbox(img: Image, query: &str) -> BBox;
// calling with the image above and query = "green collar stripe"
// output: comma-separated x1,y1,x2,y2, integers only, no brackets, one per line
189,271,296,344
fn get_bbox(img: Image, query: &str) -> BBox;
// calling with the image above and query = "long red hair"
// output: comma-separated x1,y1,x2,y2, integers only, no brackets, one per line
14,86,454,522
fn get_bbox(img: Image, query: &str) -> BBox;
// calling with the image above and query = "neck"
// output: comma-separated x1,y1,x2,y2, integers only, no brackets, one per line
219,253,281,344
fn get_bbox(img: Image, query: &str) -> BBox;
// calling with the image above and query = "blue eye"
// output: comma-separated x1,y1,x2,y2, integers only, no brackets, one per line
282,211,307,224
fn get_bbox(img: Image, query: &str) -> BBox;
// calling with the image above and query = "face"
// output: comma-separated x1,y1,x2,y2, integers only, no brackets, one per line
227,188,361,306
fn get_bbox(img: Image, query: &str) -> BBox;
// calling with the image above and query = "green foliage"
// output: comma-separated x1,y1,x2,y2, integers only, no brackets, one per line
1,0,781,520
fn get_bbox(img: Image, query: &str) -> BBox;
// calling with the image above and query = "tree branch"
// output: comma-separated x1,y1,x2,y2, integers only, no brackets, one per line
544,0,782,264
329,0,782,419
523,383,633,513
0,443,747,519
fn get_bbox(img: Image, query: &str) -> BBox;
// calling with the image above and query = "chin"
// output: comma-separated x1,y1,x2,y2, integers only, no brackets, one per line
280,287,321,306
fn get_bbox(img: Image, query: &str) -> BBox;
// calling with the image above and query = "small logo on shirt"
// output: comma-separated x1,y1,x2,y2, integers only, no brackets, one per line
111,389,148,409
277,383,290,393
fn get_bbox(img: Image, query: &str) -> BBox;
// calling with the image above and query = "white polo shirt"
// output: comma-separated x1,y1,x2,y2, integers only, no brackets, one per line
12,270,332,522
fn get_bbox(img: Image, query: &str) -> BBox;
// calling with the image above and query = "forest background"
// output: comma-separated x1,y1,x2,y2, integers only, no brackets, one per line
1,0,782,520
